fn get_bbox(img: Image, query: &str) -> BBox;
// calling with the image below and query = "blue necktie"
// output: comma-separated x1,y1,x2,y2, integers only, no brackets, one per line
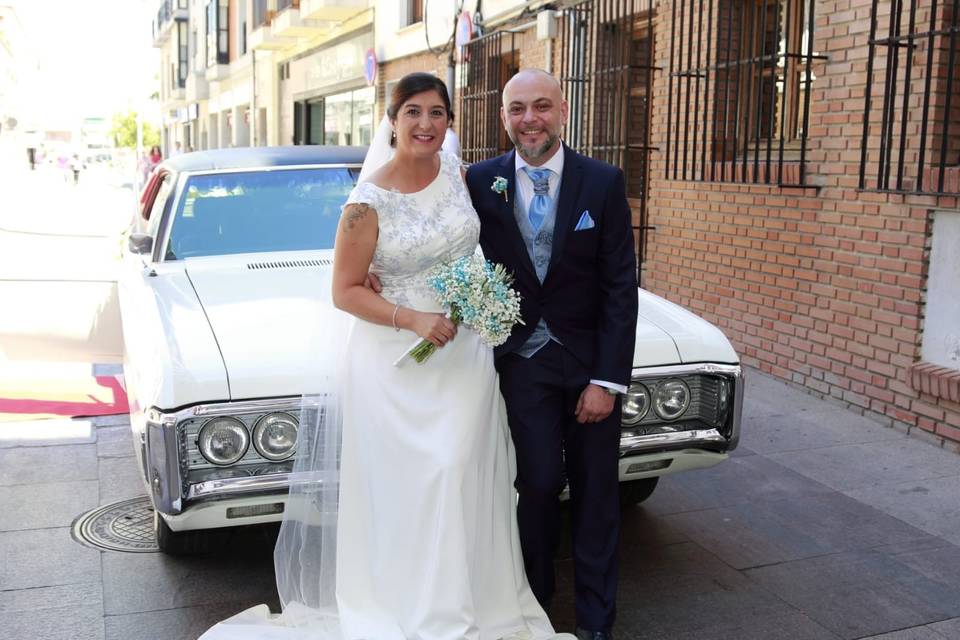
523,167,552,232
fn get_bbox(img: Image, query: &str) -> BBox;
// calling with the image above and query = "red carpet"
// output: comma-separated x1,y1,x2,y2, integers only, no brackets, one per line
0,374,128,422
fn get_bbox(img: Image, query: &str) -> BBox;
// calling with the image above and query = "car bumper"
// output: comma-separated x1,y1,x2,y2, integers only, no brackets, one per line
150,364,743,528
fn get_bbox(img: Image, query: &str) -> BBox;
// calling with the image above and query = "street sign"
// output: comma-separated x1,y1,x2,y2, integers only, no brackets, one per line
456,11,473,63
455,11,473,49
364,48,377,86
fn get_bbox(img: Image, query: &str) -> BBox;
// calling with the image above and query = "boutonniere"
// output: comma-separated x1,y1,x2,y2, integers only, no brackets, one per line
491,176,509,202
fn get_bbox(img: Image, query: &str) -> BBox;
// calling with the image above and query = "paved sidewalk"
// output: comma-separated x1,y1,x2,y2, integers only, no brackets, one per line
1,369,959,640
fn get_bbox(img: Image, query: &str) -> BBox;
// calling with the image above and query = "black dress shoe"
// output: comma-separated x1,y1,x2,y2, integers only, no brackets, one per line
575,628,613,640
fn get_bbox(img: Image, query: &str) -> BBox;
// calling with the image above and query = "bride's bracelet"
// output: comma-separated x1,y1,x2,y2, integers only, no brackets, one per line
391,303,401,332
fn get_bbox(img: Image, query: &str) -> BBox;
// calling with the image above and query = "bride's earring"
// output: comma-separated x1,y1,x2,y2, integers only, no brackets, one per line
390,131,397,147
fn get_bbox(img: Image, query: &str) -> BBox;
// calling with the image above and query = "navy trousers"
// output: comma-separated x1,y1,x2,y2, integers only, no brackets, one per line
497,341,621,633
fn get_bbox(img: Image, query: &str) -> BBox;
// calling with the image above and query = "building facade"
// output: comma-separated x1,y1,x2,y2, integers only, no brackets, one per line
151,0,960,449
152,0,373,155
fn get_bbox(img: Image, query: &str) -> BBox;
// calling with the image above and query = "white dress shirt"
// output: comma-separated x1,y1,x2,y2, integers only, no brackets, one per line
513,145,627,396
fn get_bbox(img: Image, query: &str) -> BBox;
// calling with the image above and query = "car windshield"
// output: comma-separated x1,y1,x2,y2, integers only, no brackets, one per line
165,166,359,259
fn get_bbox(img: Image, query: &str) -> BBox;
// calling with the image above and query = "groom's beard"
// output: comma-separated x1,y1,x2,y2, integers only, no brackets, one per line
511,133,559,161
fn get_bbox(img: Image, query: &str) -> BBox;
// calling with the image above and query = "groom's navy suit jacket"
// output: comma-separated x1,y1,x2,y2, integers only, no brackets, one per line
465,145,639,387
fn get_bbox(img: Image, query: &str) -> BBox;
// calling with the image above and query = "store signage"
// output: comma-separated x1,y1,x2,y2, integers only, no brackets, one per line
305,31,374,89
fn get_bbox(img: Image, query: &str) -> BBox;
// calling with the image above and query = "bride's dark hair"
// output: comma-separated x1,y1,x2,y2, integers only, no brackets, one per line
387,73,454,147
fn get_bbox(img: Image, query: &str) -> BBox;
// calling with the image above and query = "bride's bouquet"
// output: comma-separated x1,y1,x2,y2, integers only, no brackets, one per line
395,254,524,366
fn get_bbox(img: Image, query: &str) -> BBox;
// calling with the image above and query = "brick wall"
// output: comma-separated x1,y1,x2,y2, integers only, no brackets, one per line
645,0,960,449
377,24,547,148
375,0,960,449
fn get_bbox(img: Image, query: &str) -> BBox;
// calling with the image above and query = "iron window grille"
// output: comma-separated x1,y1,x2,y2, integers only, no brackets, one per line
559,0,656,275
859,0,960,195
665,0,821,186
458,30,521,165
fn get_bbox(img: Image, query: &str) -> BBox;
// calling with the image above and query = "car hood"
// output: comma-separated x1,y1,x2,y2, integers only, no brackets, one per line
184,252,339,401
184,254,738,401
633,288,739,367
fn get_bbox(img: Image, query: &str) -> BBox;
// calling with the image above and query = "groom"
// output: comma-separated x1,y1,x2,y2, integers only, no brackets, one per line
465,69,638,639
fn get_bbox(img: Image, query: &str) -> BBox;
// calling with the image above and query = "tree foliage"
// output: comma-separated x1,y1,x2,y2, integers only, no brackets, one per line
110,111,160,149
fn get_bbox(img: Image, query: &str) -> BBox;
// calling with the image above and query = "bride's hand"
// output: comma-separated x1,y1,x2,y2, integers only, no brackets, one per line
410,311,457,347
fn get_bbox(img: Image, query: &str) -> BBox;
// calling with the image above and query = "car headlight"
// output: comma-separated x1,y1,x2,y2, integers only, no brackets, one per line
198,417,249,465
253,412,299,461
653,379,690,421
621,383,650,425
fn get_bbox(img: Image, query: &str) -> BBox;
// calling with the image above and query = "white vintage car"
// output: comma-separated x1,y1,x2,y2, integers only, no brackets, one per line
120,147,743,554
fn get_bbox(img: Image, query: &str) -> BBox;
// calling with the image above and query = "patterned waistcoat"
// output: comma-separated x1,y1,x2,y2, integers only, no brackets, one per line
512,184,560,358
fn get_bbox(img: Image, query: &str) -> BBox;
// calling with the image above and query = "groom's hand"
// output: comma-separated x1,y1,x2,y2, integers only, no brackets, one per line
364,272,383,292
575,384,616,424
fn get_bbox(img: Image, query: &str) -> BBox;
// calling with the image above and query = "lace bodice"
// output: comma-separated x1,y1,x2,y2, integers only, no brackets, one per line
344,150,480,312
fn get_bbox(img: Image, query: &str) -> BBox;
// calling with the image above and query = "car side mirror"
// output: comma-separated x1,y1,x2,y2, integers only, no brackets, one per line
128,233,154,255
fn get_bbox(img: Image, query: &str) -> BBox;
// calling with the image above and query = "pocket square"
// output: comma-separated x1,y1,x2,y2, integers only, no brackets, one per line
574,210,595,231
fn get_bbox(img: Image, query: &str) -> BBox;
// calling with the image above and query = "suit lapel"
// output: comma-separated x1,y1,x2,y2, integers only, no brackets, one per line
494,151,537,283
548,144,583,273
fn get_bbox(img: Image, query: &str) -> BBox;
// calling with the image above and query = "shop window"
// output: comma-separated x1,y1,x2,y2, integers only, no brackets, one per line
295,87,375,146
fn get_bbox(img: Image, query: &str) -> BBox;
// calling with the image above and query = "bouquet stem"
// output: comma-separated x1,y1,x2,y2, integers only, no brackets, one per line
392,308,461,367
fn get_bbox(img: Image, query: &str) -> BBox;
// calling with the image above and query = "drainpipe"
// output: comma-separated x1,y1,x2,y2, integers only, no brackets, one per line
251,48,257,147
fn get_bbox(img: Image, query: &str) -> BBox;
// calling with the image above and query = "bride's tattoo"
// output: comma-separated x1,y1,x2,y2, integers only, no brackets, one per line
341,203,374,232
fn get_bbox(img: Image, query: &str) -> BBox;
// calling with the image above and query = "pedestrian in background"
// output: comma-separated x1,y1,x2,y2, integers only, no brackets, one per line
139,145,162,187
69,153,84,185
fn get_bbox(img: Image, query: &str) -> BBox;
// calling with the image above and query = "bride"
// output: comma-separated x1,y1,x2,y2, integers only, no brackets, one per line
200,73,574,640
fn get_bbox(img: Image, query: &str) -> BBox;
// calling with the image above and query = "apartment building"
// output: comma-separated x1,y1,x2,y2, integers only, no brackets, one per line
153,0,373,154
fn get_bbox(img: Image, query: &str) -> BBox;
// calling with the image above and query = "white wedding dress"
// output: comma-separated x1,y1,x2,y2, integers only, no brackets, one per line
200,150,569,640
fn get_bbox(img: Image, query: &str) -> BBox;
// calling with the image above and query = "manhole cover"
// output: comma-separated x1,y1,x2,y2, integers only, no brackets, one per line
72,496,158,553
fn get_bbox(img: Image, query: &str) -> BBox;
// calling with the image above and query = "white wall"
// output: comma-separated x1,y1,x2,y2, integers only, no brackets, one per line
374,0,453,63
922,210,960,370
373,0,533,64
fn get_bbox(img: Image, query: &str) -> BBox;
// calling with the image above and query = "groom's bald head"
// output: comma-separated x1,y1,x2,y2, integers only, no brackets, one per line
501,69,568,165
502,69,564,102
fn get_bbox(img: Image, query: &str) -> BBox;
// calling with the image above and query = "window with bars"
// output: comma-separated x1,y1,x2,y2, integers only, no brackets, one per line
206,0,229,66
458,31,521,165
859,0,960,195
559,0,656,275
560,0,655,200
665,0,818,185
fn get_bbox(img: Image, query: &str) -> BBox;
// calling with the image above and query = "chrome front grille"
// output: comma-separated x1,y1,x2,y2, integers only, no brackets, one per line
246,258,330,270
176,404,303,497
624,373,734,435
179,411,301,471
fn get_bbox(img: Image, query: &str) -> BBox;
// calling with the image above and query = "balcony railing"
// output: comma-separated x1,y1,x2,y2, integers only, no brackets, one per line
271,0,329,37
253,0,273,27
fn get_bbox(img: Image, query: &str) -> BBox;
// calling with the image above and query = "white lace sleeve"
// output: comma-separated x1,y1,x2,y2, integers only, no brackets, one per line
343,182,384,212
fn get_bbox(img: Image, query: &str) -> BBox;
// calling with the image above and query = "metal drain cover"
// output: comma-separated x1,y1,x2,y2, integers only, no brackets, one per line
72,496,158,553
